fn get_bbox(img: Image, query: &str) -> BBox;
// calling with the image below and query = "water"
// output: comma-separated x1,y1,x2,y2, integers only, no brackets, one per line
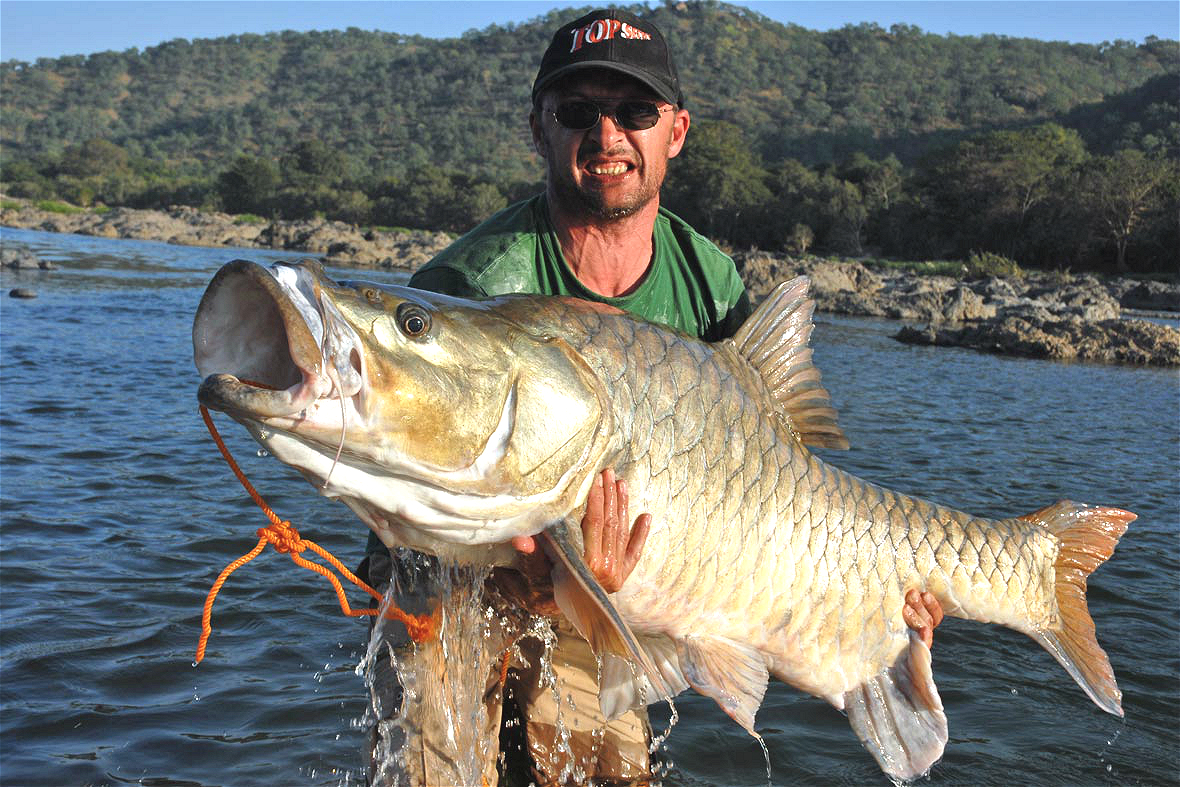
2,227,1177,786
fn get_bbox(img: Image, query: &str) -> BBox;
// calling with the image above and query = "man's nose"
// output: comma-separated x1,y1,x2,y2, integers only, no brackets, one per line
587,111,627,147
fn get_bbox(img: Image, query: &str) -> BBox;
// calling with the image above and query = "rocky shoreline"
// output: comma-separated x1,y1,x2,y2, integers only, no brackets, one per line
3,199,1178,365
732,251,1179,366
0,199,455,270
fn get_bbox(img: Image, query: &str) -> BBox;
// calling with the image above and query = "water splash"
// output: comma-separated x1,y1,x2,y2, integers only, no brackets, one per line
359,560,525,786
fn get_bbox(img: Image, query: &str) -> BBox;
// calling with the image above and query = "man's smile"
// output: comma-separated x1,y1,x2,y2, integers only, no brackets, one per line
586,162,632,176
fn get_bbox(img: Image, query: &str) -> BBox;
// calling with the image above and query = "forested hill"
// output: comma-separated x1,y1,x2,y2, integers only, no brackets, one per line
2,2,1177,273
2,1,1174,178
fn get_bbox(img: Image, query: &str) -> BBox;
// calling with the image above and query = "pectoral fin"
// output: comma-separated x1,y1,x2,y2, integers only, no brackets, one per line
541,520,674,706
676,635,770,735
843,630,947,781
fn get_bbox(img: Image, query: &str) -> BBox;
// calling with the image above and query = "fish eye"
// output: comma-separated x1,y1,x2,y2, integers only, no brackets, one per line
396,302,431,338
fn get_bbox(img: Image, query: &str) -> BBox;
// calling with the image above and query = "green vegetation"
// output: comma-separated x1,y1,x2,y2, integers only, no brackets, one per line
965,251,1024,279
862,259,967,277
1,1,1177,272
34,199,88,214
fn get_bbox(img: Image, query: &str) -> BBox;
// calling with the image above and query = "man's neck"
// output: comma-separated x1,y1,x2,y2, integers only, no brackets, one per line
546,192,660,298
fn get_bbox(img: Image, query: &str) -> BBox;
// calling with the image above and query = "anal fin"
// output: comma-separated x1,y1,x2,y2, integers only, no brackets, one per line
540,520,674,707
844,630,947,781
599,634,690,721
676,634,770,735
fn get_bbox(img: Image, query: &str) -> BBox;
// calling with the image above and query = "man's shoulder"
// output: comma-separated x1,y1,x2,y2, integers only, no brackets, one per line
655,207,742,286
413,196,543,295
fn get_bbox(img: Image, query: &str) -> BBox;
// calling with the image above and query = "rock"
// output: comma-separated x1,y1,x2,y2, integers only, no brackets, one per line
1119,280,1180,312
943,286,997,322
733,252,882,305
2,246,54,269
8,287,38,298
896,315,1180,365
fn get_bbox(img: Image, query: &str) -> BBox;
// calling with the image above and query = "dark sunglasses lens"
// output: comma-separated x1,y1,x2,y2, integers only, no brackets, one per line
616,101,661,129
553,101,601,129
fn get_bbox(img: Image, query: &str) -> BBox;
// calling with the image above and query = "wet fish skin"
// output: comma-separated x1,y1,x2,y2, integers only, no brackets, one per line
193,261,1131,780
517,291,1124,700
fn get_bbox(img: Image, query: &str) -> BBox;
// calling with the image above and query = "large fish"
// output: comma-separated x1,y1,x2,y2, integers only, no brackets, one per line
193,259,1131,780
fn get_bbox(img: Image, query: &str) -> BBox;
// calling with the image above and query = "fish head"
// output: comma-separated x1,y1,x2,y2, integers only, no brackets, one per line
194,259,612,561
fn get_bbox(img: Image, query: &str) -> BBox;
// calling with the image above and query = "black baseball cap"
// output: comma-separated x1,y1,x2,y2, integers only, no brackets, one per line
532,9,684,107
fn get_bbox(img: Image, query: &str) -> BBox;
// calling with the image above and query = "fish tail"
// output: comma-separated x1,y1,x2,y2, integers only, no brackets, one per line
1022,500,1134,717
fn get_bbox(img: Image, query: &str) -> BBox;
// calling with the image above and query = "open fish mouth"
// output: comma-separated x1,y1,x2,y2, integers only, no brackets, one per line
193,259,365,428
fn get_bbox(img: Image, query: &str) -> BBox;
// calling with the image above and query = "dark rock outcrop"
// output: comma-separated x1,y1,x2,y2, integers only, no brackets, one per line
896,316,1180,365
1,245,54,270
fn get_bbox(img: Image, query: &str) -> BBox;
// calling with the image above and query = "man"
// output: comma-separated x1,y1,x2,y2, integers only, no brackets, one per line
362,9,944,785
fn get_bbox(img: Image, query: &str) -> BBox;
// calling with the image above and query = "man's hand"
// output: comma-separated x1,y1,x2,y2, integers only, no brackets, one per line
579,468,650,593
504,468,651,612
902,589,945,649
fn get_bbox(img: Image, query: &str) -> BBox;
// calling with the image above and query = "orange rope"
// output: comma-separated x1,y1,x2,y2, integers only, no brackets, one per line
195,405,436,664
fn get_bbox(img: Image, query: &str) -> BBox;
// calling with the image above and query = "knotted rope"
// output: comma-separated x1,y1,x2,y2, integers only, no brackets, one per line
194,404,436,664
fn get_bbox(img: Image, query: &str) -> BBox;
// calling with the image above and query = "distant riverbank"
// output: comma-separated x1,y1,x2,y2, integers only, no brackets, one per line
3,198,1177,365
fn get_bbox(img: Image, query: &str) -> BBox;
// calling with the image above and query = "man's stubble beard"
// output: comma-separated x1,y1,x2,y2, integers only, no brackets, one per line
545,139,665,222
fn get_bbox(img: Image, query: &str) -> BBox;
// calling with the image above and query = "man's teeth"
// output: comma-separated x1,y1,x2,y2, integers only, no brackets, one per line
588,163,629,175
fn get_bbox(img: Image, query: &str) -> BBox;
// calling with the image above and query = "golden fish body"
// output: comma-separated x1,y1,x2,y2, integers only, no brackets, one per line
194,261,1130,779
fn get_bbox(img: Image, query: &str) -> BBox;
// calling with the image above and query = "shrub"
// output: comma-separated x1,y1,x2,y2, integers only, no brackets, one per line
965,250,1023,279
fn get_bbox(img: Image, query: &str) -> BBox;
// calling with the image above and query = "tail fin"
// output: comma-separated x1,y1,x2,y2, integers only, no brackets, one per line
1021,500,1134,717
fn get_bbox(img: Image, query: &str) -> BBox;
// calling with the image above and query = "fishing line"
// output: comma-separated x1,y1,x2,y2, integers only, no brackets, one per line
322,363,348,490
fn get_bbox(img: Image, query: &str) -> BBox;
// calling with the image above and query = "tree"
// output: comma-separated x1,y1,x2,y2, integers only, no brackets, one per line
916,123,1088,262
217,155,279,215
57,138,129,178
280,139,346,190
1079,149,1172,271
663,120,772,243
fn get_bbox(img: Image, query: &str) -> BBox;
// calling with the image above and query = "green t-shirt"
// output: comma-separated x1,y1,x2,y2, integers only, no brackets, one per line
410,194,751,342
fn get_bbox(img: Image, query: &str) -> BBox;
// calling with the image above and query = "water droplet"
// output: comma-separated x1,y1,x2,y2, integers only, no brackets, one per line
256,448,269,457
1106,764,1112,773
1010,688,1018,695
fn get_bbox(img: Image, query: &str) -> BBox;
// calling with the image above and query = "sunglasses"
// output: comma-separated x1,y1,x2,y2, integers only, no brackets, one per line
550,100,673,131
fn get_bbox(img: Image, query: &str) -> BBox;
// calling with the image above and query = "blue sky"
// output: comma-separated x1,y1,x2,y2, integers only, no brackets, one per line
0,1,1176,63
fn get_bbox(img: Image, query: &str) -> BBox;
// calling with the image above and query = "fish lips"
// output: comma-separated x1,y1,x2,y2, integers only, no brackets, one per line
193,259,327,419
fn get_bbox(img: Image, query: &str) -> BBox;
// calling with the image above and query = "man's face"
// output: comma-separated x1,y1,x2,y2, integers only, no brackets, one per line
530,72,690,221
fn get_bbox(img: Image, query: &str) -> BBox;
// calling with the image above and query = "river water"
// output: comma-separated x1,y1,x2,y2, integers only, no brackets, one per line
1,227,1177,787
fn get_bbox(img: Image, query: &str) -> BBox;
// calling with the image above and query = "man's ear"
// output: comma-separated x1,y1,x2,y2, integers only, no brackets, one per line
666,108,691,159
529,110,548,159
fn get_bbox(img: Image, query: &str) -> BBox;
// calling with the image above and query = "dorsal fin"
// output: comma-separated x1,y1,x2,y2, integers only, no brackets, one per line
729,276,849,450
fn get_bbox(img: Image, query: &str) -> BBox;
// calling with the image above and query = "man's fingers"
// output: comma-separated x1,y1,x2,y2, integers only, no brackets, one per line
583,471,605,570
623,513,651,577
923,591,944,627
511,535,537,555
903,588,936,650
601,469,620,576
616,478,631,566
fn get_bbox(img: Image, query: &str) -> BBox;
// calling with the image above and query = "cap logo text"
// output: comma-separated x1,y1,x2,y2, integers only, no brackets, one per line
568,18,652,52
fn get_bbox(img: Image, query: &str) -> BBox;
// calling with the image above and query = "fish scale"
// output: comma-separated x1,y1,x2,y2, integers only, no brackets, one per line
193,260,1132,780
